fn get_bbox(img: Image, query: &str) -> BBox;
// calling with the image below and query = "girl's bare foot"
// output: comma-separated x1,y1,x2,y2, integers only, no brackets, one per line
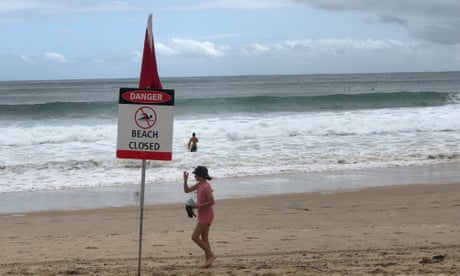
202,255,216,268
199,255,216,268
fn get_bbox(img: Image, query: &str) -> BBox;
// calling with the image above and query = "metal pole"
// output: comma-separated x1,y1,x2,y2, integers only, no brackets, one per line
137,159,147,276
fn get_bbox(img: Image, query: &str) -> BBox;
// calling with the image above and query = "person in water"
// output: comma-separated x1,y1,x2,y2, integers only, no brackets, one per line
183,166,216,268
188,132,199,152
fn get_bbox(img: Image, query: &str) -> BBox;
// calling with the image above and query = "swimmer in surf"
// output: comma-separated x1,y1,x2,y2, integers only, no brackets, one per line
188,132,199,152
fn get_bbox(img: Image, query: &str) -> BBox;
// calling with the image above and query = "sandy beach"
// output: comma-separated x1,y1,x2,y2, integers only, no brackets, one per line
1,182,459,275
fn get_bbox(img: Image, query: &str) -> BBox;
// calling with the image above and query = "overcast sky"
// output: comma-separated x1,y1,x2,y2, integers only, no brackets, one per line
1,0,459,80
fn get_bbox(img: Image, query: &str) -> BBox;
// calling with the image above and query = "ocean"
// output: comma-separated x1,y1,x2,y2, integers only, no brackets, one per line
1,72,460,211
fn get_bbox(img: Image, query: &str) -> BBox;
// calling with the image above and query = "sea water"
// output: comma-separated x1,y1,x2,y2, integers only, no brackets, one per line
1,72,460,195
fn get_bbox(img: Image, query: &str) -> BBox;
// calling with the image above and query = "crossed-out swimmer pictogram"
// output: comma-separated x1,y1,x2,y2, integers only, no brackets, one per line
134,106,157,129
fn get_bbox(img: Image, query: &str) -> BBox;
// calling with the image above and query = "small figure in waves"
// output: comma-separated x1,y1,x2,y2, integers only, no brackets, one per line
188,132,199,152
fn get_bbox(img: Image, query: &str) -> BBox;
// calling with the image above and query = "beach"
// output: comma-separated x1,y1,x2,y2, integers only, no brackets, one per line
1,73,459,274
1,182,459,275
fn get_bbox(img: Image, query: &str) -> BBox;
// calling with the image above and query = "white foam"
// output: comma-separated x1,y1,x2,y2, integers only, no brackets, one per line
1,104,460,193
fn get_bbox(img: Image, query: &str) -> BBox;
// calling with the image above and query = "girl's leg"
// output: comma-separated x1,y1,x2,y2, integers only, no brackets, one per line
200,224,216,267
201,225,215,261
192,223,211,255
191,223,215,267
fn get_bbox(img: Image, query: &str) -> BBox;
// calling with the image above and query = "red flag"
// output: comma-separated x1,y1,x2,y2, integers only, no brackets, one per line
139,14,163,89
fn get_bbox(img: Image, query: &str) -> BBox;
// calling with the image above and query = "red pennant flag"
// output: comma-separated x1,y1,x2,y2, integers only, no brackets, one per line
139,14,163,89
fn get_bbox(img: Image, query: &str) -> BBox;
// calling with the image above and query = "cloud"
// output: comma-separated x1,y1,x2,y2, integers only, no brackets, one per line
292,0,460,45
0,0,138,14
229,36,458,75
164,0,295,10
238,38,410,59
274,38,407,52
241,44,270,56
131,51,142,63
156,43,179,57
157,39,229,58
411,25,459,45
198,0,294,9
20,54,33,62
155,36,456,76
66,1,139,13
0,0,47,13
44,52,68,63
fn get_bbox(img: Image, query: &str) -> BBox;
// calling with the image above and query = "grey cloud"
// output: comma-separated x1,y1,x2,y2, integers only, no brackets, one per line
411,25,459,45
292,0,460,45
379,15,406,25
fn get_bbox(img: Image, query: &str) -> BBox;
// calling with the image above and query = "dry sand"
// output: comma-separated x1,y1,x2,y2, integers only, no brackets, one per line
1,183,459,275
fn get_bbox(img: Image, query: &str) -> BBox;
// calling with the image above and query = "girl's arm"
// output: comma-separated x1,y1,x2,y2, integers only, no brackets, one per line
183,171,198,193
194,188,214,209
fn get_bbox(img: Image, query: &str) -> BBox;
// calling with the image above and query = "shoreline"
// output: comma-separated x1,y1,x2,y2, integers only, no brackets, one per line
1,182,459,275
1,162,460,214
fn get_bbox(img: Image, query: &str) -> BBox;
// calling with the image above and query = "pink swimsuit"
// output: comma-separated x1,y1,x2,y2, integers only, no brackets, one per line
197,182,214,224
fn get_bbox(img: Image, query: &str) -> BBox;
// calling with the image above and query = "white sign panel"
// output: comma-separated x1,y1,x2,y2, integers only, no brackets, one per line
116,88,174,160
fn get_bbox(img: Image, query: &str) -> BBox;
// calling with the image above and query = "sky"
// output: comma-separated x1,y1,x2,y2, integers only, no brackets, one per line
1,0,459,80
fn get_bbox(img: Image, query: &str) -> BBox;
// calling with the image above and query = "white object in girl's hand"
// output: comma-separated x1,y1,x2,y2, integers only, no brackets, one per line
186,198,195,206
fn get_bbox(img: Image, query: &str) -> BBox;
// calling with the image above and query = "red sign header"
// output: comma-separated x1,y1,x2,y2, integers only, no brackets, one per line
121,90,172,104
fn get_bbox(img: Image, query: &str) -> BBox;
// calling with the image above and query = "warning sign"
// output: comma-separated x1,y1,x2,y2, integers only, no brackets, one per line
116,88,174,160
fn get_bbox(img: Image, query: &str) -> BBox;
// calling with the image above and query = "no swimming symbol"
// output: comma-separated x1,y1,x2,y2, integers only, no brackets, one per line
134,106,157,129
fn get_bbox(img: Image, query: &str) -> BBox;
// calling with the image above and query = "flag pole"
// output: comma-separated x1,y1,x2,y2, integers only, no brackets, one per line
136,14,163,276
137,159,147,276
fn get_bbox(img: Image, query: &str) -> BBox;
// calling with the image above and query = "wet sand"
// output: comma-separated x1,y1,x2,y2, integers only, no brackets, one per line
1,182,459,275
2,162,460,214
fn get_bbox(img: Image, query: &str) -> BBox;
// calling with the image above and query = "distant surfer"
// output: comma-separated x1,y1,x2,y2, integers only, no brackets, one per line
188,132,199,152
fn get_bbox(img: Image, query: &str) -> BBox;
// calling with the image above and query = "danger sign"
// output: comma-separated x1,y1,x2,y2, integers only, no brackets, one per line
116,88,174,160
